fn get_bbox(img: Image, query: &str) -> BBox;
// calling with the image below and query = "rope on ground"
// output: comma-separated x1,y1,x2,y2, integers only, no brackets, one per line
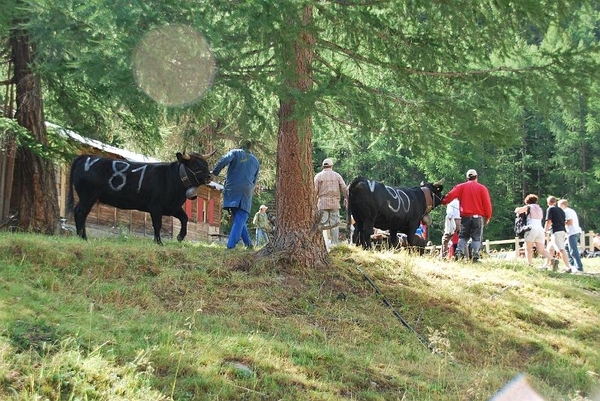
356,266,443,357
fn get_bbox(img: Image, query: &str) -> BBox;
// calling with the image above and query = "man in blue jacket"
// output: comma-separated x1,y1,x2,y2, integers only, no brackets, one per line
212,139,260,249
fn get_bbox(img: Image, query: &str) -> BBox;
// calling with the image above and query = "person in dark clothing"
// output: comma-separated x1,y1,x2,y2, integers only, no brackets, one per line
543,196,571,271
212,139,260,249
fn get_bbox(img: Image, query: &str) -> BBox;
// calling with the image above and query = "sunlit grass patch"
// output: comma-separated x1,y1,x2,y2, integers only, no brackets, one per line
0,232,599,400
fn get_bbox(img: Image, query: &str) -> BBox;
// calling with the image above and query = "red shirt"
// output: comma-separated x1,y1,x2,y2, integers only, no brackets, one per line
442,180,492,219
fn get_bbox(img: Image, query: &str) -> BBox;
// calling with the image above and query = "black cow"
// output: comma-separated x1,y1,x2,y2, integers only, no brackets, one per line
67,152,214,245
348,177,445,249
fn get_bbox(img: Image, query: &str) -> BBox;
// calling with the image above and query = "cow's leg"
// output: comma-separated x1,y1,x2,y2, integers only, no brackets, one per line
173,208,188,242
405,232,425,255
352,222,362,246
351,225,358,245
149,212,164,245
389,230,400,249
405,232,416,248
73,200,94,241
362,223,374,249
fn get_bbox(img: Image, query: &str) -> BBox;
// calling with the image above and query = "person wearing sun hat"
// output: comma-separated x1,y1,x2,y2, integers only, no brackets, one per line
314,158,348,249
252,204,271,247
441,168,492,262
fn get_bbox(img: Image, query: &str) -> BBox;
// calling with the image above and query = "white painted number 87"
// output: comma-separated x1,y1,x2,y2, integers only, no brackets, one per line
109,161,147,192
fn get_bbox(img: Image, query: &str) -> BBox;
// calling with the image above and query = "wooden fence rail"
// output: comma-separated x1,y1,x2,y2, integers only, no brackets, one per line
482,230,598,257
423,231,598,258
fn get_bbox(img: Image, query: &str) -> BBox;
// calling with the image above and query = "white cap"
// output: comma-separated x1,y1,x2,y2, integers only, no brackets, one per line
322,158,333,167
260,204,268,210
466,169,478,178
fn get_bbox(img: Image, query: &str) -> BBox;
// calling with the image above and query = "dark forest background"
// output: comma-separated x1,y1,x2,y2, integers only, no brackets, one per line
2,1,600,252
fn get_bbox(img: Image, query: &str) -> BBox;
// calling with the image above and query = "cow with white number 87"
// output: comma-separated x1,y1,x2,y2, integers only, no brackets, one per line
67,151,215,245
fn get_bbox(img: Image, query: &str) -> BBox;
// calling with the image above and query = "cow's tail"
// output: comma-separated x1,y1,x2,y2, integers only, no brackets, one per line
66,156,79,216
346,193,352,242
346,177,363,244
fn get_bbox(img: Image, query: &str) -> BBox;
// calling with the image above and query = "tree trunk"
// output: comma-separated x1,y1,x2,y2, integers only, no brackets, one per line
0,134,16,223
11,27,59,234
258,5,329,268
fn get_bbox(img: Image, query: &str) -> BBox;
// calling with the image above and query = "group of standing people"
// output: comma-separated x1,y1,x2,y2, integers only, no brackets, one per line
438,168,586,274
213,145,496,256
212,142,585,271
515,195,584,273
212,142,349,250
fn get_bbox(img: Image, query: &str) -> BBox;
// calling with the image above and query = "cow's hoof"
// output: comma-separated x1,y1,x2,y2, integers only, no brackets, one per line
177,235,184,242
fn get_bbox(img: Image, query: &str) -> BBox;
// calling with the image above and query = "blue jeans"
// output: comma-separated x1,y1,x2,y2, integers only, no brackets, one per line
457,216,484,261
227,208,252,249
255,228,269,246
565,233,583,270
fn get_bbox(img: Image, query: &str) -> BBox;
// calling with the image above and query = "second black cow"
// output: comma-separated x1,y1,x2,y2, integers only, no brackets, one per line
68,152,214,245
348,177,445,249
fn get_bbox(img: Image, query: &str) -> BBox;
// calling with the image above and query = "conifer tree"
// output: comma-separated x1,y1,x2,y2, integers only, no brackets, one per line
2,1,600,264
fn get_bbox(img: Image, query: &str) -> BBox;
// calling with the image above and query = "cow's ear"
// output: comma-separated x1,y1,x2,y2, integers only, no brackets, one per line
176,152,186,163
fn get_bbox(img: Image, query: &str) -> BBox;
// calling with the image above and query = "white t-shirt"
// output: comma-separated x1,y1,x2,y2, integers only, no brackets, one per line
444,199,460,234
563,207,582,236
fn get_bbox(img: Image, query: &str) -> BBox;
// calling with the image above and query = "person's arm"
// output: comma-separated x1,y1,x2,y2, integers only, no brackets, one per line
339,175,349,207
212,150,234,176
454,218,461,233
514,205,528,215
544,208,553,231
544,213,552,231
252,159,260,186
565,211,573,227
483,187,493,224
442,185,460,205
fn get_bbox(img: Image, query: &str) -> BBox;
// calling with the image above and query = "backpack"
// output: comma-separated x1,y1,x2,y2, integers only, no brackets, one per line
514,211,530,238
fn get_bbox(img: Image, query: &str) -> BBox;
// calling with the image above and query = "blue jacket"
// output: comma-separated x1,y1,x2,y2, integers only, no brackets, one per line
212,148,260,213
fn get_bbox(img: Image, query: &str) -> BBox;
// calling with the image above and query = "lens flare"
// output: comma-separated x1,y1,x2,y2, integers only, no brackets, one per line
132,24,216,107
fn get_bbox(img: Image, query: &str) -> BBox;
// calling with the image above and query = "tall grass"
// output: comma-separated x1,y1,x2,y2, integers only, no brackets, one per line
0,232,598,400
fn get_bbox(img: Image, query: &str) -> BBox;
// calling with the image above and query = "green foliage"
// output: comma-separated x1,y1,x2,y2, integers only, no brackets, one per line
3,1,600,241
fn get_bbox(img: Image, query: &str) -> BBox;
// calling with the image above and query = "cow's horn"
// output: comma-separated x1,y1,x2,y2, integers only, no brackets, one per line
201,149,217,159
181,153,191,160
433,178,445,186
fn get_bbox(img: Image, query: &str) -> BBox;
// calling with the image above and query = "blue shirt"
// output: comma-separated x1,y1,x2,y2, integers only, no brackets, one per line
212,148,260,213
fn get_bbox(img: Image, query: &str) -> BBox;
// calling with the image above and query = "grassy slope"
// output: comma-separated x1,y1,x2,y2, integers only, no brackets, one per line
0,233,599,400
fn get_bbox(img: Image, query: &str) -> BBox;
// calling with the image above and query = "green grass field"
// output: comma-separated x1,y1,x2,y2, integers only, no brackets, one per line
0,232,598,400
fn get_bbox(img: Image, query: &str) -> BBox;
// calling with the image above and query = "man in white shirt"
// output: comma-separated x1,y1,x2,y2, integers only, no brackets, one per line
558,198,583,273
441,198,460,259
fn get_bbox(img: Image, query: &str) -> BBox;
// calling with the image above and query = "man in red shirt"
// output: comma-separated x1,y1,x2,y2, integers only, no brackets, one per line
442,169,492,262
